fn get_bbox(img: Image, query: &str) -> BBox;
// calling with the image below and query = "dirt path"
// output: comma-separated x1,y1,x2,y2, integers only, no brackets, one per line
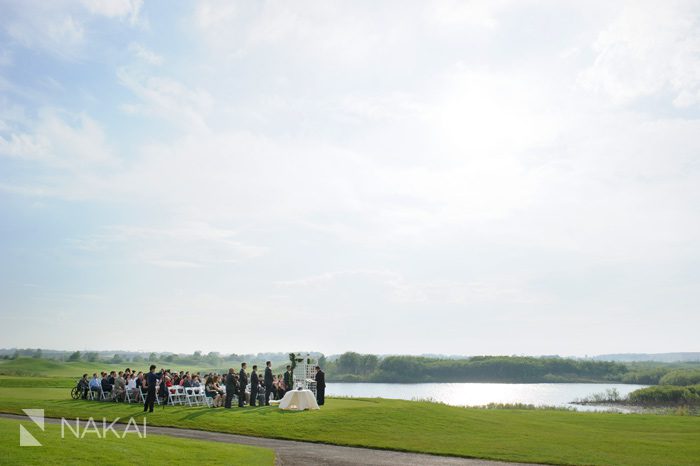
1,413,535,466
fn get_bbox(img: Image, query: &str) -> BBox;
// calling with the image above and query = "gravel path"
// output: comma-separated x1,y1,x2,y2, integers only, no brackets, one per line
1,413,535,466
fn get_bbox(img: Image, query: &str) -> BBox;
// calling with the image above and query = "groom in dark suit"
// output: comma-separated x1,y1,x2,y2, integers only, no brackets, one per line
264,361,273,405
250,365,259,407
314,365,326,406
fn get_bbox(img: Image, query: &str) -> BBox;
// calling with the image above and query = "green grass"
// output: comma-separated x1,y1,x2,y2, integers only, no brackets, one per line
0,417,274,465
0,358,223,378
0,388,699,465
3,358,700,465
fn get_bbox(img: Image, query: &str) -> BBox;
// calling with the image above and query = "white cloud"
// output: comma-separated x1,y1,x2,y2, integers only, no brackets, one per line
69,222,268,268
580,1,700,106
116,67,212,132
0,109,117,168
128,42,163,65
81,0,144,26
5,12,85,59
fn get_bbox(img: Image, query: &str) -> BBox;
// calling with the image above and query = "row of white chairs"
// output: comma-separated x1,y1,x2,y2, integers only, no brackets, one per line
85,384,238,408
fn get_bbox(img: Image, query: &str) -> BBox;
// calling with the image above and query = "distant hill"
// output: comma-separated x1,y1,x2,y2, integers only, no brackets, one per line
592,353,700,363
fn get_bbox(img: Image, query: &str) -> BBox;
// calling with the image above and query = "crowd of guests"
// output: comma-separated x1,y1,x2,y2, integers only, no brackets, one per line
75,361,326,413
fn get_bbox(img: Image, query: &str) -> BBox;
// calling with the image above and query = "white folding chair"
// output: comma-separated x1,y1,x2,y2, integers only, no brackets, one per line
176,386,186,405
185,387,198,406
167,386,186,406
100,386,112,401
195,387,209,406
140,386,160,405
201,389,214,408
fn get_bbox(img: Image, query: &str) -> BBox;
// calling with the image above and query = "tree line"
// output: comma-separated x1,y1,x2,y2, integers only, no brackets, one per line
326,352,631,383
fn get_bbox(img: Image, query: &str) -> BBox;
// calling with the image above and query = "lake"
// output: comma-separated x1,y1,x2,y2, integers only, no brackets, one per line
326,382,647,411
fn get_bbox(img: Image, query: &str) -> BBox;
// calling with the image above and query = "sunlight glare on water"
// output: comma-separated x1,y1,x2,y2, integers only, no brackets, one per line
326,383,647,411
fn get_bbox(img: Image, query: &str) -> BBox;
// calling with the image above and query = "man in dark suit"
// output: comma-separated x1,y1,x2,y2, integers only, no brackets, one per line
101,373,113,400
264,361,273,405
250,365,259,407
283,365,293,393
315,365,326,406
224,368,236,408
143,365,160,413
238,363,248,407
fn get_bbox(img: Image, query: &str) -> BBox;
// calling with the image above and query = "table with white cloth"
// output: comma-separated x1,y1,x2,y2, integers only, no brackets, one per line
275,389,320,411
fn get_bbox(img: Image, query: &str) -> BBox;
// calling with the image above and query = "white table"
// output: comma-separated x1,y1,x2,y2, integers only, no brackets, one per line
277,389,319,411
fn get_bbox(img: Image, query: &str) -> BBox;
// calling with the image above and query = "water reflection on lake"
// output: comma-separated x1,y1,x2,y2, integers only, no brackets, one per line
326,382,647,412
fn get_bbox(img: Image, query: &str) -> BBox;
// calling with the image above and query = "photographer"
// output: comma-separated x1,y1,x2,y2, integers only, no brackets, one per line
143,364,160,413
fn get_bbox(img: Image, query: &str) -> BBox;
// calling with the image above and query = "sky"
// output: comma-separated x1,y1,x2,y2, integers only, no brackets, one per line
1,0,699,357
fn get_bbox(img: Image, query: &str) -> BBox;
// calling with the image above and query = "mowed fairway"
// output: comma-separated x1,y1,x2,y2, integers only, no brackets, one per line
0,417,274,465
1,383,699,465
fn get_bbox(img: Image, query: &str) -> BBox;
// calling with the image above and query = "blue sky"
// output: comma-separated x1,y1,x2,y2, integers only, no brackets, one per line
1,0,699,356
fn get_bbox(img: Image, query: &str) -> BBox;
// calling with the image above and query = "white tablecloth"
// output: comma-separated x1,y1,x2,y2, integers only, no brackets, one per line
278,389,319,410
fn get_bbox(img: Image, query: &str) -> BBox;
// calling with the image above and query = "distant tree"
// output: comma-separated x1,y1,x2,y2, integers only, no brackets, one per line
193,351,202,361
85,352,99,362
164,354,175,363
337,352,362,374
148,352,158,361
68,351,81,361
318,354,327,368
11,350,19,360
111,354,123,364
132,355,144,363
206,351,221,365
32,349,43,359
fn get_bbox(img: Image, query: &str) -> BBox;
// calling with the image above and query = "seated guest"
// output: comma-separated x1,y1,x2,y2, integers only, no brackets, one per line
77,373,89,399
89,373,101,396
107,371,116,386
205,376,222,407
213,375,225,407
135,372,144,389
159,372,169,404
126,374,138,400
101,373,113,399
192,375,201,387
113,371,126,401
182,374,192,388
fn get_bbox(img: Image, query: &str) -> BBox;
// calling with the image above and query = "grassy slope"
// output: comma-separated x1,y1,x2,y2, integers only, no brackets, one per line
0,387,699,465
0,417,274,465
0,358,223,378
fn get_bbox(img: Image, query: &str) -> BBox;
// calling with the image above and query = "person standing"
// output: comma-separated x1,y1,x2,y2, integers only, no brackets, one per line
250,365,259,407
238,363,248,407
264,361,273,405
283,365,293,392
224,368,236,409
315,365,326,406
143,365,160,413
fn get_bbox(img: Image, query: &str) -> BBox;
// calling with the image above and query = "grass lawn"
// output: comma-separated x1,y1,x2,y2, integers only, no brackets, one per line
0,386,699,465
2,359,700,465
0,417,274,465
